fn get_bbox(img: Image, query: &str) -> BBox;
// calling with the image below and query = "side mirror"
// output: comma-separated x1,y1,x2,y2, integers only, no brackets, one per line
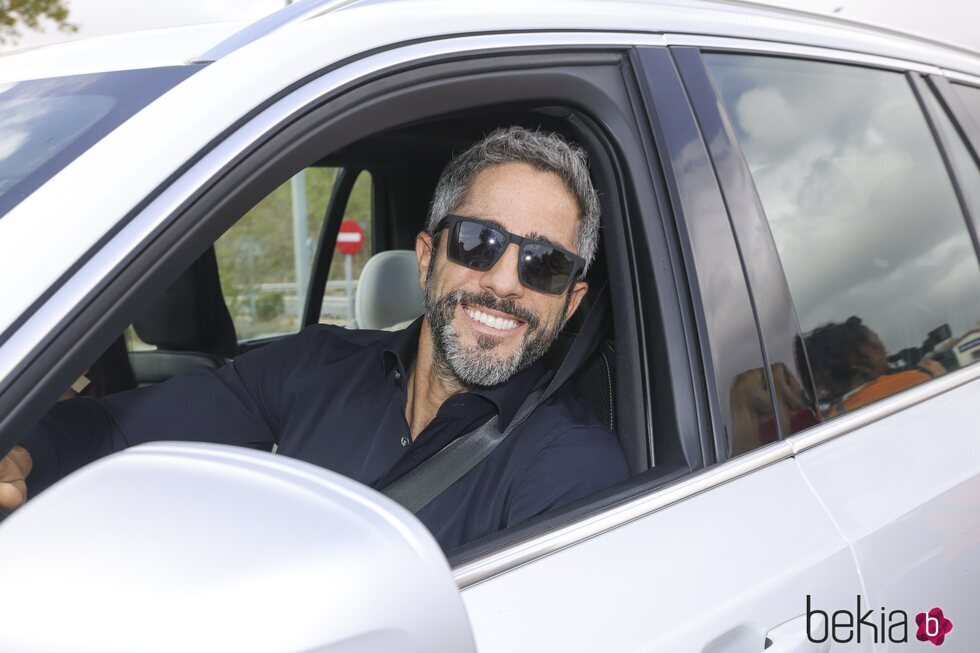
0,442,476,653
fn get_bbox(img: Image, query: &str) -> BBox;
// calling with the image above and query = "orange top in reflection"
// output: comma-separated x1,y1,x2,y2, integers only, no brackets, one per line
827,370,931,417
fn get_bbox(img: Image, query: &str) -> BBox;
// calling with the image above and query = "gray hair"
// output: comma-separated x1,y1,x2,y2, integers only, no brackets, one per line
426,126,601,274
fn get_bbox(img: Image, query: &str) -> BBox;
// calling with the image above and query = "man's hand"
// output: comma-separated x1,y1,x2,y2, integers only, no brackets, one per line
0,446,32,512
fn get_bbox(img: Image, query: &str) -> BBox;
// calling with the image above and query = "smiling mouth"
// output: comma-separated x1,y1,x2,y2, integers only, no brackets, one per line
462,304,524,332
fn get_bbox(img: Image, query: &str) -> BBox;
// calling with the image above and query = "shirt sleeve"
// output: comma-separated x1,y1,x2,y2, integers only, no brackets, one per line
505,425,629,528
19,327,321,496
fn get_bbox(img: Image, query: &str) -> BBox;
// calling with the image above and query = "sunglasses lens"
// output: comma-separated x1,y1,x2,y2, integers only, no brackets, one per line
452,219,507,270
521,243,576,294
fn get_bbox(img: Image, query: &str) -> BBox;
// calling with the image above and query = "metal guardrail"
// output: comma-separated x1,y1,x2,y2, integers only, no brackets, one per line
232,280,359,319
250,280,358,293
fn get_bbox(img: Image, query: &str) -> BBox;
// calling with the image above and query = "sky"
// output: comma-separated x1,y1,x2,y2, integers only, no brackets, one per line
0,0,282,52
2,0,980,54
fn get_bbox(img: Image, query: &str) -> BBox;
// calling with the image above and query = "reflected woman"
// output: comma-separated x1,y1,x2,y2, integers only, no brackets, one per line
802,316,943,417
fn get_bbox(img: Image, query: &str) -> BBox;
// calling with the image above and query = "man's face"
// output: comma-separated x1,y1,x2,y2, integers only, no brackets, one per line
416,162,589,387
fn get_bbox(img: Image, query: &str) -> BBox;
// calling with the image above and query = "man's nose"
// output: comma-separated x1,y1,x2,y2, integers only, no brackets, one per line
479,243,524,299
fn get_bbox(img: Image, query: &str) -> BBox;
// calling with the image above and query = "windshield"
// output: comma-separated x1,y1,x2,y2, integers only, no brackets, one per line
0,66,202,219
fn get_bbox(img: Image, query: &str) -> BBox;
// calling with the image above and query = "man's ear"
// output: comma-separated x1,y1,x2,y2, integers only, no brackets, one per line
564,279,589,322
416,231,434,292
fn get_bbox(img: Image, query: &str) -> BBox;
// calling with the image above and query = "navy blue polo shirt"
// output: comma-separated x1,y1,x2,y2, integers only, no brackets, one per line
22,319,628,550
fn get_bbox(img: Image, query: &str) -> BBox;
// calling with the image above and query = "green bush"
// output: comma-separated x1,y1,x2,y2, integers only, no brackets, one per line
255,292,285,321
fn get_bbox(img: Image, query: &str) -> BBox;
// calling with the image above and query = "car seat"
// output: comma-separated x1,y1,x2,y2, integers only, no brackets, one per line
348,250,425,330
129,248,238,384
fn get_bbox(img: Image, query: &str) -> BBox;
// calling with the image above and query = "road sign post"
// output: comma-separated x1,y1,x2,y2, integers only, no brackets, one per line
337,220,365,321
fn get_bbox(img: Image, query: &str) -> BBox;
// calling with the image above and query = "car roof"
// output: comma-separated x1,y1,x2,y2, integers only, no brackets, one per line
2,0,980,83
0,22,247,82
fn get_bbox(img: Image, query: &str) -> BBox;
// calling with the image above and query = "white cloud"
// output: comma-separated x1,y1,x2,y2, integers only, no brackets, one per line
709,53,980,357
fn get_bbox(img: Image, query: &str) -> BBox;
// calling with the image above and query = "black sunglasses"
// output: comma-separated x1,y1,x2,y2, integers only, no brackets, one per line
435,214,585,295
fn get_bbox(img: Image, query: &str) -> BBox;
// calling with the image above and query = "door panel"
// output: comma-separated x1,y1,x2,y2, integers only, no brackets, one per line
694,47,980,651
796,377,980,651
462,459,867,652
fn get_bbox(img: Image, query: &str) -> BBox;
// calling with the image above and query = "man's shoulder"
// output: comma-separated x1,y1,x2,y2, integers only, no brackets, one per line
534,380,611,431
514,381,621,459
253,323,399,360
502,382,628,524
300,323,399,348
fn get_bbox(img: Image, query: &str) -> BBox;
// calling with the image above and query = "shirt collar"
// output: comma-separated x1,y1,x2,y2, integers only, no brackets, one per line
380,316,553,430
382,316,423,378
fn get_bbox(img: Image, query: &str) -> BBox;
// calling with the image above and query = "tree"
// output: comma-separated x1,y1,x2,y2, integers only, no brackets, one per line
0,0,77,45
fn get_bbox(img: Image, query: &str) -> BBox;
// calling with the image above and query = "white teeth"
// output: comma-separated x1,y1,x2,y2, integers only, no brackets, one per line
464,307,519,330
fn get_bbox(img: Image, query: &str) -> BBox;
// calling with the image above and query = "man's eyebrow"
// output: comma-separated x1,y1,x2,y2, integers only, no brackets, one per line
522,231,561,248
477,217,563,249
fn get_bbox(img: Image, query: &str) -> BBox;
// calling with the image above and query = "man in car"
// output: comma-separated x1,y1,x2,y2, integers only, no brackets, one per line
0,126,628,550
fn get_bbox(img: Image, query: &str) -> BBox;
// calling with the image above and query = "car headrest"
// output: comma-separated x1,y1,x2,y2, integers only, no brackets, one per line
353,250,425,330
133,248,238,359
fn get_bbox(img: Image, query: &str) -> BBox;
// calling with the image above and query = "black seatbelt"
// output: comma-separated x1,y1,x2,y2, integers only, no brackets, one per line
381,284,610,514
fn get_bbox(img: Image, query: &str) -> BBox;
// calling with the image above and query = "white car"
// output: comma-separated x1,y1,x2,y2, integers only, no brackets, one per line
0,0,977,651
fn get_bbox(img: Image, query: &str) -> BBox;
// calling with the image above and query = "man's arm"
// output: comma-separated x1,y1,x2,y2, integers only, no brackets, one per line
505,425,628,527
11,326,322,501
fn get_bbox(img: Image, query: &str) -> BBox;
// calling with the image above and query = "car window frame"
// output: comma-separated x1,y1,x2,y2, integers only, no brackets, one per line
301,166,364,330
0,39,704,577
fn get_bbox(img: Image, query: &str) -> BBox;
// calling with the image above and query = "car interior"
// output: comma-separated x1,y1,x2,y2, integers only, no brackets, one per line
36,101,694,555
128,111,625,444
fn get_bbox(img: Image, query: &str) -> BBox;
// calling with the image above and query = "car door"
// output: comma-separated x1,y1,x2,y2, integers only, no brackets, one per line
457,45,868,653
0,25,867,652
686,40,980,650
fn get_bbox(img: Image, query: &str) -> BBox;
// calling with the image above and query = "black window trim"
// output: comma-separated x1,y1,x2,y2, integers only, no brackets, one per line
302,166,362,329
632,46,773,465
672,46,818,451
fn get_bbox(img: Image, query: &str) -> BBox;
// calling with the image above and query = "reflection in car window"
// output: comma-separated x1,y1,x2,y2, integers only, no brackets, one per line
951,83,980,141
705,54,980,419
924,85,980,217
0,95,114,191
0,67,201,219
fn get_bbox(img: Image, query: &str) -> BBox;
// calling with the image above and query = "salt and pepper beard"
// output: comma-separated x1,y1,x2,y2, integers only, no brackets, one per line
424,251,573,387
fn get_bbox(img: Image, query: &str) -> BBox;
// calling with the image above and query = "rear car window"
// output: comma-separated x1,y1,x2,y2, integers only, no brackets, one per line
0,66,201,219
705,54,980,419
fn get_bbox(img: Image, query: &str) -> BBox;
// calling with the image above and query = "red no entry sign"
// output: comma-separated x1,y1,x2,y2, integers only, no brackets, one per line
336,219,365,255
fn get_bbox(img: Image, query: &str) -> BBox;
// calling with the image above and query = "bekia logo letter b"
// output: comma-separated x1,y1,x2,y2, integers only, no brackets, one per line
916,607,953,647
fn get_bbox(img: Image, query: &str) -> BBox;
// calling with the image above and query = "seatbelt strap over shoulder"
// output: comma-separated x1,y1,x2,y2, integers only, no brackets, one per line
381,284,610,514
